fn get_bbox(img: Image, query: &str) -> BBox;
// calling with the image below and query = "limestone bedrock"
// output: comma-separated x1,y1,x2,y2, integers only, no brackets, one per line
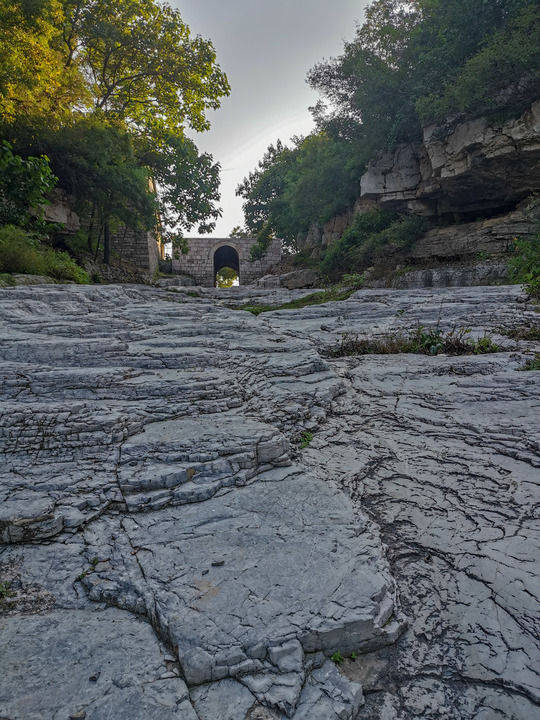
0,283,538,720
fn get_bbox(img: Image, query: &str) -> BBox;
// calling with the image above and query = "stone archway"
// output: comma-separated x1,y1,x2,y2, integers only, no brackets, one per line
213,244,240,286
171,236,282,287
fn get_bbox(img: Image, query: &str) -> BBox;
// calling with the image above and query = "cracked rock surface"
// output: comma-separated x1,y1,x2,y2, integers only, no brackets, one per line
1,283,538,719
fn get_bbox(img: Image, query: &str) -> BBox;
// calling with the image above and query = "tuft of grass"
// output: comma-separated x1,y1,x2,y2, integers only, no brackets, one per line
500,325,540,342
0,581,13,599
508,234,540,302
299,431,313,449
0,273,16,287
521,354,540,371
76,557,100,582
238,283,364,316
331,651,344,665
325,326,500,358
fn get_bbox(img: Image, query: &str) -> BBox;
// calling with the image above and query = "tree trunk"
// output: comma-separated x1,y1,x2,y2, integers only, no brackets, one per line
103,219,111,265
87,204,96,252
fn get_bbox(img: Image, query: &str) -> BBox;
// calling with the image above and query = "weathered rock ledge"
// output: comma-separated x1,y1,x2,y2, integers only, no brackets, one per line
1,283,538,719
293,96,539,290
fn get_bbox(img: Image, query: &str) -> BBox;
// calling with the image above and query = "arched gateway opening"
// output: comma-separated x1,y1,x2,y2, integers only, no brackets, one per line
213,245,240,287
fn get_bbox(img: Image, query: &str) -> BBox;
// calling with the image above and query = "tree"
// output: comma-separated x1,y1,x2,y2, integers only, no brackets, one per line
230,226,250,238
57,0,230,254
61,0,230,135
236,140,296,239
308,0,535,147
239,0,539,253
146,131,221,241
1,0,231,264
17,116,157,259
216,266,238,288
236,134,364,243
0,0,85,127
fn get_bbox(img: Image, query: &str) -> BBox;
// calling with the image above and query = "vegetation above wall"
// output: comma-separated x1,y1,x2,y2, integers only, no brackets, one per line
0,0,230,276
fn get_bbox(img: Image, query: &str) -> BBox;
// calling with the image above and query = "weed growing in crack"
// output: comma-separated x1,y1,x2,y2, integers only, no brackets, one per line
76,557,100,582
0,581,13,599
521,353,540,371
299,431,313,449
331,651,344,665
500,325,540,342
324,326,500,358
235,276,366,316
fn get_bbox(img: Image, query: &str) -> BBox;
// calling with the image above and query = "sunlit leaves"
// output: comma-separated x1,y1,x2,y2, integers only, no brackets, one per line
62,0,230,135
0,0,86,126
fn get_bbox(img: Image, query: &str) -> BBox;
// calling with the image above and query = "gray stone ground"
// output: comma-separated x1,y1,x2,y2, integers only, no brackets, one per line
0,283,538,719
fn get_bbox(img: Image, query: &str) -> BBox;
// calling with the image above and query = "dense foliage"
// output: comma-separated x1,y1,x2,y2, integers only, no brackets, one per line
321,210,428,280
238,0,539,265
0,0,229,272
0,225,90,282
509,235,540,301
0,141,57,227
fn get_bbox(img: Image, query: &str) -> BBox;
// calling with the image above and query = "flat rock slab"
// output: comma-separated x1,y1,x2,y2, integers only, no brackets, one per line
1,283,538,719
0,607,197,720
0,285,388,719
82,465,400,706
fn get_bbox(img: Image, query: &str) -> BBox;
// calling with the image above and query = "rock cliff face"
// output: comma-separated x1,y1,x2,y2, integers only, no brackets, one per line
297,98,539,287
360,99,540,218
1,283,539,719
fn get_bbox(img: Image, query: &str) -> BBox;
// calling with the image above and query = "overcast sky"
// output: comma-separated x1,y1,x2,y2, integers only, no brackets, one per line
173,0,369,237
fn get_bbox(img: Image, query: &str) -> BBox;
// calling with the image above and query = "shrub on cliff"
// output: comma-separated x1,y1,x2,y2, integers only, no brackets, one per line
417,5,540,124
509,235,540,301
249,224,274,261
321,211,427,280
0,225,89,283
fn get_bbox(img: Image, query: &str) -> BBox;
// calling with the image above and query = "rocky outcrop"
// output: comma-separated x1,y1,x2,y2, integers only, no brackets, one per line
361,99,540,217
297,95,539,286
409,197,539,261
43,189,81,233
0,283,538,719
370,260,509,290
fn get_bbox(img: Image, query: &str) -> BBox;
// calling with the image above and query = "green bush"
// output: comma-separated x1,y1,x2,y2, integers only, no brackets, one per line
249,224,273,261
0,225,90,283
416,6,540,125
508,234,540,301
0,142,57,228
321,211,427,279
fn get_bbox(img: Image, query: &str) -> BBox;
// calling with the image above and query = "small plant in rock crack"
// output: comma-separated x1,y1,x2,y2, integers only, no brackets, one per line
325,325,500,358
521,353,540,371
0,581,14,599
500,325,540,342
76,557,100,582
331,651,344,665
299,431,313,449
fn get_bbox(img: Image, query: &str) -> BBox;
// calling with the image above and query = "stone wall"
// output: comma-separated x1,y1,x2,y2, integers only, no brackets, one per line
109,227,160,275
172,237,282,286
42,190,162,274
